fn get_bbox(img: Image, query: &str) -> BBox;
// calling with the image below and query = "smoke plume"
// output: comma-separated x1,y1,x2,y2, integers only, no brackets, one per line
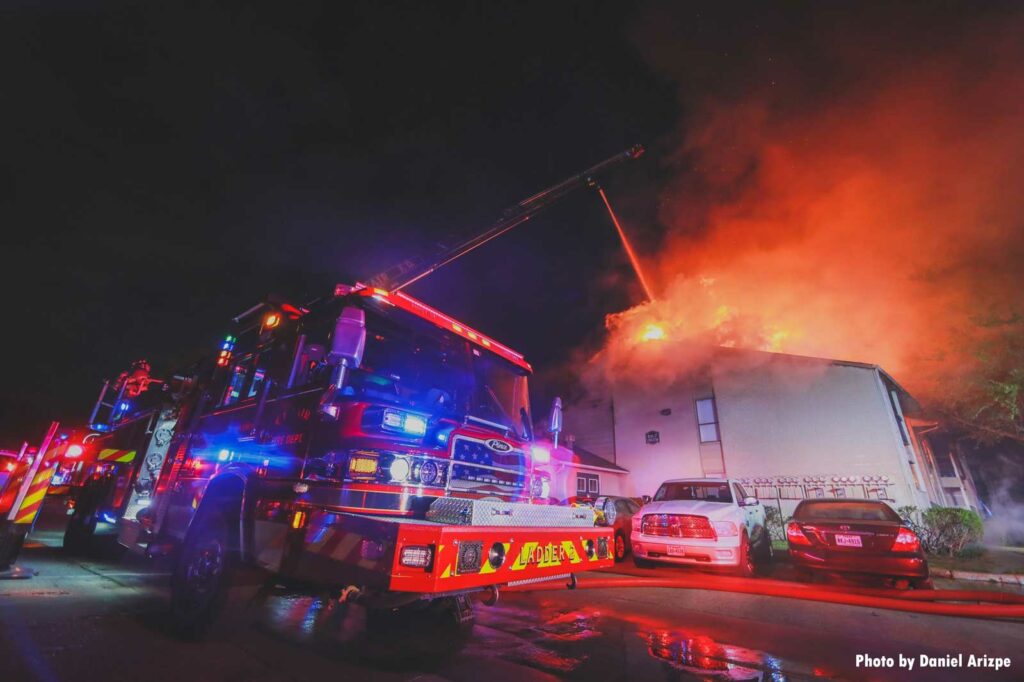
596,5,1024,403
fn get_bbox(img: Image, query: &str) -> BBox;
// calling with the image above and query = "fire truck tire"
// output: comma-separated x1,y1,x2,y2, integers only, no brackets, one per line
63,507,97,555
170,508,240,640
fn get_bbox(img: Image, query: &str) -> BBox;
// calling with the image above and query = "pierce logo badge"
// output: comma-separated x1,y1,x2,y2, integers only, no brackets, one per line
486,439,512,452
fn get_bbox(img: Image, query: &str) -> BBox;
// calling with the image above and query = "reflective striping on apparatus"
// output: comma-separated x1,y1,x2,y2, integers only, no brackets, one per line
96,448,137,463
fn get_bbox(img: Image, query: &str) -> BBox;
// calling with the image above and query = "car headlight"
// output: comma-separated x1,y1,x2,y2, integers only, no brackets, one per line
712,520,739,537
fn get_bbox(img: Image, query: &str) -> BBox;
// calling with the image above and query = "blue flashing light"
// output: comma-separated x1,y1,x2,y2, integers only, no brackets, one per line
101,512,118,524
119,402,130,411
217,449,231,462
381,408,428,437
435,425,455,446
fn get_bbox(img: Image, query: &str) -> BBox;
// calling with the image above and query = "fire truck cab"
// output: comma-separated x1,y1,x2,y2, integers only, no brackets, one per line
83,284,610,636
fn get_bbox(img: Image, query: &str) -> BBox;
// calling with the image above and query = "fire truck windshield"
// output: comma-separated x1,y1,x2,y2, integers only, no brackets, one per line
346,307,531,436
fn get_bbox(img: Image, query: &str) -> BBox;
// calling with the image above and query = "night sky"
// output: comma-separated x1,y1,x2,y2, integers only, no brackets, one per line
2,1,1016,447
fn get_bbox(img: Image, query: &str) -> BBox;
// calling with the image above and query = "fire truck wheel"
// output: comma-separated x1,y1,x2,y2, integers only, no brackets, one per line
167,503,260,638
63,507,97,555
614,531,628,562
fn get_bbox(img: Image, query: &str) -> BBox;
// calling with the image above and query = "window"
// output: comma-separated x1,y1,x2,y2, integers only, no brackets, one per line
695,397,720,443
576,473,599,498
653,481,732,503
734,483,751,501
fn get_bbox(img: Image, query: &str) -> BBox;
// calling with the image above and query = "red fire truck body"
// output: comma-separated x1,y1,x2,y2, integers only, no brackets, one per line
64,147,644,632
72,283,610,632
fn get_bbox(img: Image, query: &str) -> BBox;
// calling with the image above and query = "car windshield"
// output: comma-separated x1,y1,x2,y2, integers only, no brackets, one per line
653,482,733,503
797,501,900,522
345,305,531,435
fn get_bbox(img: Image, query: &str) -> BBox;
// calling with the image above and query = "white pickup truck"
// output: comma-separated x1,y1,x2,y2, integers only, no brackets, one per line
630,478,772,577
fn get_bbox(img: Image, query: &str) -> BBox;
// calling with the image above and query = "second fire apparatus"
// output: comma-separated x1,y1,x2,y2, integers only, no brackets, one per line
63,147,643,636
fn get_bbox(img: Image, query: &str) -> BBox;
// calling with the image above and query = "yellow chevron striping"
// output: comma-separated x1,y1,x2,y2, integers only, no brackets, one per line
20,488,47,511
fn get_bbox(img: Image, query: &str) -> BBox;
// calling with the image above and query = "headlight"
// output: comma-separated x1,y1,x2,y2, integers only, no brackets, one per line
389,457,411,482
712,520,739,537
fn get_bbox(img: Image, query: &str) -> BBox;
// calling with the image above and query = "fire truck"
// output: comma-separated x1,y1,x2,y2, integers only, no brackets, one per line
62,147,643,637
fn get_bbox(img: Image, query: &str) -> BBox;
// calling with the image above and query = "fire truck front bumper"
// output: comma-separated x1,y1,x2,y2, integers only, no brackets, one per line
270,509,615,595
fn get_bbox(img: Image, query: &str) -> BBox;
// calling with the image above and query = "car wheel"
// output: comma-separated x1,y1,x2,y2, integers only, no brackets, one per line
614,532,628,562
734,532,756,578
754,535,773,575
633,554,657,569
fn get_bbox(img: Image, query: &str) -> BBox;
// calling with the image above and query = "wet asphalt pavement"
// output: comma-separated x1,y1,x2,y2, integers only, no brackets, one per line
1,502,1022,681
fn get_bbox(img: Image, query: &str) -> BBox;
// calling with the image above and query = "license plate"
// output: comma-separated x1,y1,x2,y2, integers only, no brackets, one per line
667,545,687,557
835,534,862,547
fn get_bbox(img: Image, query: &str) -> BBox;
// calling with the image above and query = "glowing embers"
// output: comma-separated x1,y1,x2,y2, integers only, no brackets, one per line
641,514,716,539
640,323,666,342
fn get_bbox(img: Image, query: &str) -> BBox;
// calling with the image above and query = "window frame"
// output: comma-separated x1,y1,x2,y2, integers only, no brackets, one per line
695,397,721,444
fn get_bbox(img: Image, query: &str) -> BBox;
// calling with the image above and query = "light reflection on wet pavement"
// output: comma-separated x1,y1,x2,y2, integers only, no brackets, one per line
259,591,820,680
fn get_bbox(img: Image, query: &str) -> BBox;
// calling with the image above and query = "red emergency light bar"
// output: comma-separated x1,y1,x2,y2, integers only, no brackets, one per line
341,284,532,372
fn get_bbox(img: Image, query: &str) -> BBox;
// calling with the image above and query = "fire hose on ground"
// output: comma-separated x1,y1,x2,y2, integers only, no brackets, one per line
498,573,1024,620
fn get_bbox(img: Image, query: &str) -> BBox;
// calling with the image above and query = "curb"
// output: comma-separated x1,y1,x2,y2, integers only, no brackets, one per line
930,567,1024,585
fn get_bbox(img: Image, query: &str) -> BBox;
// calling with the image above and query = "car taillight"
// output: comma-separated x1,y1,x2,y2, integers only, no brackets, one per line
786,521,812,546
892,527,920,552
400,545,434,569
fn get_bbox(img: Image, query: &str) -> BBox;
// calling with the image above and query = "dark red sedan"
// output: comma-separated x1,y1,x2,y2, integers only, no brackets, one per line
786,499,931,589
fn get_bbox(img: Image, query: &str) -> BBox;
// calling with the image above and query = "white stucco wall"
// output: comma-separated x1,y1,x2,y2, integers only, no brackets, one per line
572,352,937,511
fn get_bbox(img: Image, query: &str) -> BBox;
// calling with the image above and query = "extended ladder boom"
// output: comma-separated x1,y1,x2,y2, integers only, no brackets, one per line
369,144,644,292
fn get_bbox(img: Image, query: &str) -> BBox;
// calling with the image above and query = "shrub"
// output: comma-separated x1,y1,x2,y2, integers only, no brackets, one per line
764,505,787,542
921,507,984,556
897,505,984,556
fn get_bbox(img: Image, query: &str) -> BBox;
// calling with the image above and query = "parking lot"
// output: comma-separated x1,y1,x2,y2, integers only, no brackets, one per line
0,501,1020,681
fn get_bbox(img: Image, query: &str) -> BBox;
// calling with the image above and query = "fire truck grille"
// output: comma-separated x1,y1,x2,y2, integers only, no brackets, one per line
449,437,526,496
641,514,716,539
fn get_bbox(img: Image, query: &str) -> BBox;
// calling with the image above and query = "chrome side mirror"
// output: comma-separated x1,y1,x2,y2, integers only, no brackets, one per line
742,496,759,507
329,306,366,368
